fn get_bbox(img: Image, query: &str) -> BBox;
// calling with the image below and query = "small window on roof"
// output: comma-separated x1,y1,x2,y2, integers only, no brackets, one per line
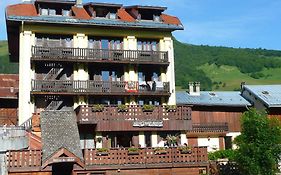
62,10,70,16
41,9,48,15
49,9,56,16
154,15,160,22
109,12,116,19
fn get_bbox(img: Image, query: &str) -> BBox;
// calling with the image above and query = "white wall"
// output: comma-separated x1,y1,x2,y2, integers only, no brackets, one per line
198,137,220,152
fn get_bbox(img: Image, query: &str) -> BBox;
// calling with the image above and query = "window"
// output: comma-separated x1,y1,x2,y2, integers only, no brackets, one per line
88,38,123,50
40,9,48,15
153,15,161,22
49,9,56,16
109,12,116,19
137,40,159,51
62,10,70,16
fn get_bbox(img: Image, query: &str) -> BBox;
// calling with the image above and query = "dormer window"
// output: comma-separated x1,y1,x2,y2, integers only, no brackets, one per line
62,10,70,16
153,15,160,22
125,6,166,22
49,9,56,16
109,12,117,19
84,3,122,20
36,2,72,17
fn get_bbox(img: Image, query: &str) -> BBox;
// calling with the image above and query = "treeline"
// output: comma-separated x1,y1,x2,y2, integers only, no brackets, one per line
174,38,281,90
0,41,18,74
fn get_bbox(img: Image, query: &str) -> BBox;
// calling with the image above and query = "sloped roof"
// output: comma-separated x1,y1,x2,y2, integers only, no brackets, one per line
40,110,83,162
242,85,281,108
176,91,251,107
6,3,183,30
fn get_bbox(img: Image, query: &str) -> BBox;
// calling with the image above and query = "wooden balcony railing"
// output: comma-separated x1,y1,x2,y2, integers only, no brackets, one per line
6,147,208,172
76,105,192,125
31,46,169,65
31,80,170,95
190,123,229,132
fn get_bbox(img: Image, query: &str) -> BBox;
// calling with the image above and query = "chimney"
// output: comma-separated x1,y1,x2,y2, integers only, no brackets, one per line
76,0,83,7
195,82,200,96
189,82,194,95
189,82,200,96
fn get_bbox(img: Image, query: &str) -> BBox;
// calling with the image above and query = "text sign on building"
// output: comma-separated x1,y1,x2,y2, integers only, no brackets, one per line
133,120,163,128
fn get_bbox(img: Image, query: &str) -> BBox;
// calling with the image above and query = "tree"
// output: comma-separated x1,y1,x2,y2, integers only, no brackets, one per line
234,108,281,175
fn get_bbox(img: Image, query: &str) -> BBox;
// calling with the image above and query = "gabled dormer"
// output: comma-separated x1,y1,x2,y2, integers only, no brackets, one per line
124,5,167,22
84,2,122,20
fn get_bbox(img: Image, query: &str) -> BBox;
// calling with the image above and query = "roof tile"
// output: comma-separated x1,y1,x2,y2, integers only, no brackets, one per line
117,8,135,22
71,6,91,20
161,14,182,25
6,4,37,17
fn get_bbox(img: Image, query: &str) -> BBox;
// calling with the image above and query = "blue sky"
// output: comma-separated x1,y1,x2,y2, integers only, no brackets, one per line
1,0,281,50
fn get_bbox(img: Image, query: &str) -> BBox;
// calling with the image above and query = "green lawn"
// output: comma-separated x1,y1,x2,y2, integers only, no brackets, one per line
199,64,281,91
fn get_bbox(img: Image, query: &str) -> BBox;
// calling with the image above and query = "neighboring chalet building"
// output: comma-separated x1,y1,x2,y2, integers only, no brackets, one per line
241,85,281,117
4,1,208,175
0,75,29,175
176,82,251,152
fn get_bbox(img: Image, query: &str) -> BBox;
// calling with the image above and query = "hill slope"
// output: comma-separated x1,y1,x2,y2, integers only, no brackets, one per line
174,38,281,90
1,39,281,90
0,41,18,74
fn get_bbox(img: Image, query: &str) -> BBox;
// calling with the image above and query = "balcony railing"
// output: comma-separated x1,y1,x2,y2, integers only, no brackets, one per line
6,147,208,172
76,105,191,123
31,46,169,64
31,80,170,95
190,123,229,132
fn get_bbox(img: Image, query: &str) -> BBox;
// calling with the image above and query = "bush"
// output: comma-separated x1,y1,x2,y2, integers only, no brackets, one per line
208,149,235,161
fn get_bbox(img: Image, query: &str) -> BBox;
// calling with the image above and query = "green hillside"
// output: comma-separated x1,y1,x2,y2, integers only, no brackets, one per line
1,39,281,90
0,41,18,74
174,38,281,90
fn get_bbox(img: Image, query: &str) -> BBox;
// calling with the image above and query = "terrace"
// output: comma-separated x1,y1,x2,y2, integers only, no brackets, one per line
6,147,208,172
31,80,170,96
76,105,192,131
31,46,169,65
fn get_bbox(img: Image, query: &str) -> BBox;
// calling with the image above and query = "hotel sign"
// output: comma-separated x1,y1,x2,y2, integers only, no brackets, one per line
133,120,163,128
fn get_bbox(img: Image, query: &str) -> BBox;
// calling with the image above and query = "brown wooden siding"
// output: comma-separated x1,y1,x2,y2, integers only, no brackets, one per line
0,108,17,125
192,111,242,132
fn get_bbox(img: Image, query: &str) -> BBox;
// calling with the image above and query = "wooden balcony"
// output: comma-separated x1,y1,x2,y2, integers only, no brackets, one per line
6,147,208,172
188,123,229,134
31,46,169,65
76,105,192,131
31,80,170,96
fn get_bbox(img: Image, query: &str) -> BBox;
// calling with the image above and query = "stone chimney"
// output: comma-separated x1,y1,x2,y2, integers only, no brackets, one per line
189,82,200,96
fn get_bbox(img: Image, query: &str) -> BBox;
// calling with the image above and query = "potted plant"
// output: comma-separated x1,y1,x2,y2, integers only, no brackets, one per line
166,134,179,147
128,147,140,155
142,104,155,112
165,105,177,112
92,104,104,112
96,148,109,156
178,146,192,154
154,147,167,155
117,104,128,112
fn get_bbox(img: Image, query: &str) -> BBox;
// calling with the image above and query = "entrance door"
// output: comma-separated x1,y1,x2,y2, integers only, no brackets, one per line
52,163,73,175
